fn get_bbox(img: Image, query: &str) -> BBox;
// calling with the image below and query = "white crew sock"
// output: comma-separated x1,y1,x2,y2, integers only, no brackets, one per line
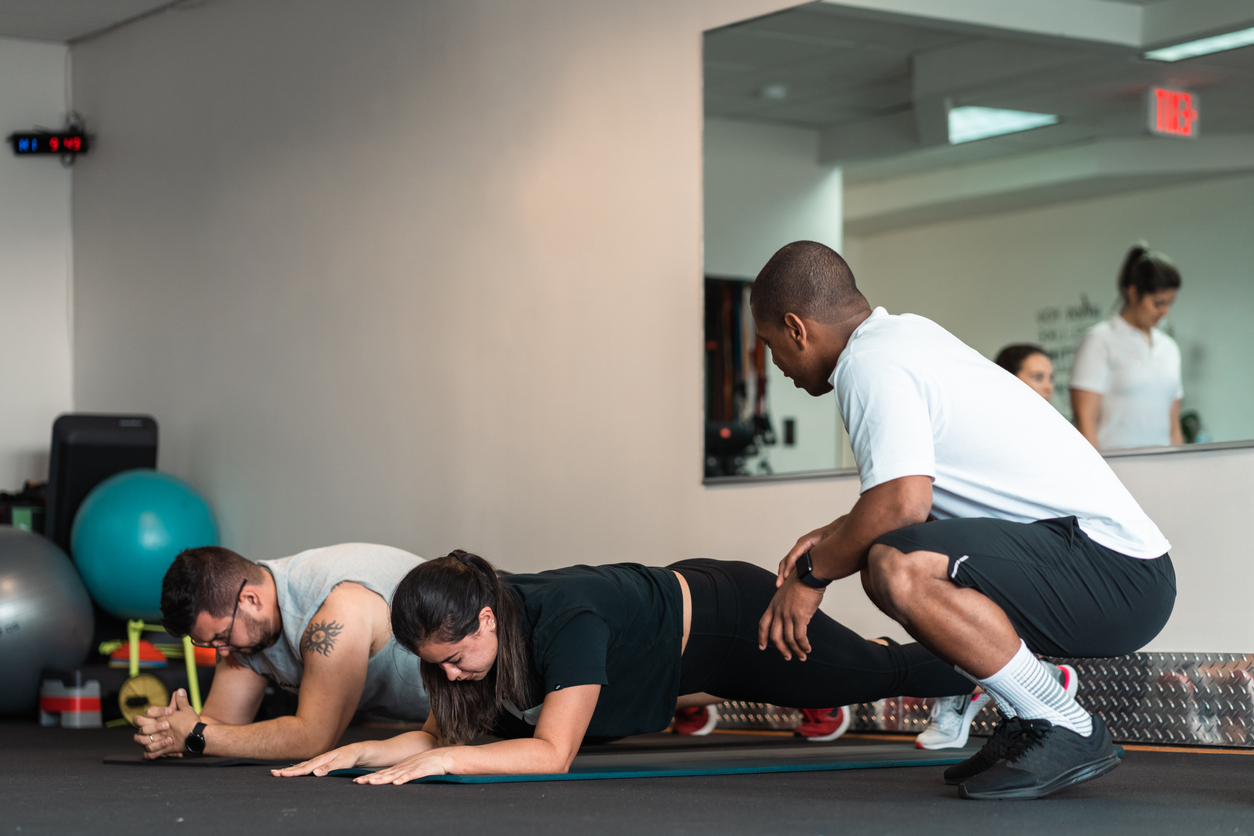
977,641,1092,736
955,665,1016,718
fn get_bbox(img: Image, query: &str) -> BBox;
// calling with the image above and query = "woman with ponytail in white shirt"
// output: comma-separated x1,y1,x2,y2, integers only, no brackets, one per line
1071,245,1184,450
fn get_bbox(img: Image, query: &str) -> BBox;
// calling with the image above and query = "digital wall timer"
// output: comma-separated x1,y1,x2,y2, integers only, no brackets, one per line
7,132,90,155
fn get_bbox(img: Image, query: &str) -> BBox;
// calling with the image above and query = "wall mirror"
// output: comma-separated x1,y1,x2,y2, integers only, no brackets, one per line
703,1,1254,481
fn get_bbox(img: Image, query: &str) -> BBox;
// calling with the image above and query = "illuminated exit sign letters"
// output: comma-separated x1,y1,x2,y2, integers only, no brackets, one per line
1147,88,1199,138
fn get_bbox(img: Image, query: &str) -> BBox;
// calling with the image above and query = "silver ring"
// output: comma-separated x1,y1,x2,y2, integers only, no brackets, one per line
149,734,154,742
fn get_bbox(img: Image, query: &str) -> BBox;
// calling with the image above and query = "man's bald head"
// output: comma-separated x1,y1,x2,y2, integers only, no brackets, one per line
750,241,868,327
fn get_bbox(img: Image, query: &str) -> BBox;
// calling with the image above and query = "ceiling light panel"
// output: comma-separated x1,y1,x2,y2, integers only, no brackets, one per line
1144,26,1254,62
948,107,1060,144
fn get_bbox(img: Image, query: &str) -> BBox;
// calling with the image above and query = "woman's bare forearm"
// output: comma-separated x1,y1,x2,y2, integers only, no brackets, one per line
356,730,439,766
432,737,572,776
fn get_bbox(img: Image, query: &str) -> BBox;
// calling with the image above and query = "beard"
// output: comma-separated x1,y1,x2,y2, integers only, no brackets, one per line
234,613,282,656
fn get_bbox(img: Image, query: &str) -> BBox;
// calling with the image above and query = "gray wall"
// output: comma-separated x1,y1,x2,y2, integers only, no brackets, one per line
0,37,72,488
71,0,875,578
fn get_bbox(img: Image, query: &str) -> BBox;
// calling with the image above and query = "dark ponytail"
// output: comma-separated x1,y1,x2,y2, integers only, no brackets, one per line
1118,244,1181,306
391,550,530,744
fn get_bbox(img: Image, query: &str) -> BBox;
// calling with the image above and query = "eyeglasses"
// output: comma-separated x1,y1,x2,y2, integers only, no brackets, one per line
189,579,248,650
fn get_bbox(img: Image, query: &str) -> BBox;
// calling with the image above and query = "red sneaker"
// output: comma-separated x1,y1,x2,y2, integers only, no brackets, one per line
795,707,852,742
672,704,719,735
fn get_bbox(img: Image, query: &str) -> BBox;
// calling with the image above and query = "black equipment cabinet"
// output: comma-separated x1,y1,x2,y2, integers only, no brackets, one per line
46,414,159,554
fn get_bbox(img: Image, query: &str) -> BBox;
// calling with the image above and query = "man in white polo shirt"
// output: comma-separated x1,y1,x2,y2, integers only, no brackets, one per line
751,241,1175,800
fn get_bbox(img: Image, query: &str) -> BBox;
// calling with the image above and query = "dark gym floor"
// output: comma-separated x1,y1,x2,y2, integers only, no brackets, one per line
3,720,1253,835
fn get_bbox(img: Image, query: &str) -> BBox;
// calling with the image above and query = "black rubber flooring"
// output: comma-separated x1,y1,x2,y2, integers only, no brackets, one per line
3,719,1253,835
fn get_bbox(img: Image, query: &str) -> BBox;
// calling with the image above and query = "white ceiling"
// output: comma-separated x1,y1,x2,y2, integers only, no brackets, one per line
0,0,182,43
706,4,1254,165
706,2,1254,232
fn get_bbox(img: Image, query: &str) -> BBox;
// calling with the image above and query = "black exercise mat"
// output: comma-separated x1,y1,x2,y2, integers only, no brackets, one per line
99,731,809,767
99,732,806,766
328,741,977,784
103,754,292,767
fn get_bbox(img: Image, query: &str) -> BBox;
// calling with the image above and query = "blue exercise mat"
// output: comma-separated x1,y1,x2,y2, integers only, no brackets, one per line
328,741,977,784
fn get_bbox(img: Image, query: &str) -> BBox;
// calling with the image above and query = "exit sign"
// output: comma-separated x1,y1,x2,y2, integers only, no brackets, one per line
1147,88,1198,138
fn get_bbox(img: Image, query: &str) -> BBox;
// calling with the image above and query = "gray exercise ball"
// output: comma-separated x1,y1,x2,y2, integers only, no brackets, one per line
0,527,94,713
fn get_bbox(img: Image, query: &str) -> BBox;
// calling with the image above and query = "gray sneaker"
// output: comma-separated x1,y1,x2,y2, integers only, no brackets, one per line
916,692,992,750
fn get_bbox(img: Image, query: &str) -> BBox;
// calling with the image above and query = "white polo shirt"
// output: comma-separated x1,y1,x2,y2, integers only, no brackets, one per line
1069,315,1183,450
832,308,1170,559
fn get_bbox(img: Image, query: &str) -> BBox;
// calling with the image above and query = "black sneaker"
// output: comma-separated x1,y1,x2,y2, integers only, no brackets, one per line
943,713,1022,785
959,713,1120,800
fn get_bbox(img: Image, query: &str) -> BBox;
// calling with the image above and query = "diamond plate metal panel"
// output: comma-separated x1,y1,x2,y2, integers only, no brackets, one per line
715,701,801,731
1048,653,1254,747
711,652,1254,748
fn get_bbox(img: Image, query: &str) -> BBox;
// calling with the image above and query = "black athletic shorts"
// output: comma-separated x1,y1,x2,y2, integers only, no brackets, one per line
875,516,1175,658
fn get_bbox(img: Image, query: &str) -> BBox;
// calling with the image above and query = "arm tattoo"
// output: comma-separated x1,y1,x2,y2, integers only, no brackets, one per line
301,619,344,657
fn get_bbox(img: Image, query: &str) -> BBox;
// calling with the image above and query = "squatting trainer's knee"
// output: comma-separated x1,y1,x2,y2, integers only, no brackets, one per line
865,544,923,618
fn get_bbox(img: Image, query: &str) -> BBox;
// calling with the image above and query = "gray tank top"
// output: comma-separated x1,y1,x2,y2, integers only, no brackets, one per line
238,543,428,721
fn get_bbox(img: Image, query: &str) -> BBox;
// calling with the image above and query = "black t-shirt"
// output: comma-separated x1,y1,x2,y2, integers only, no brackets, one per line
496,563,684,739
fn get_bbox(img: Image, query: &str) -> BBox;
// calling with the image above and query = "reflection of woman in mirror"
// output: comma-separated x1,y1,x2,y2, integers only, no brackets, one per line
1070,245,1183,450
995,344,1054,402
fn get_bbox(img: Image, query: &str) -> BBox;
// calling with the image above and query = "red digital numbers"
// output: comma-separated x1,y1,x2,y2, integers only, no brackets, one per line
9,132,87,155
1150,88,1198,138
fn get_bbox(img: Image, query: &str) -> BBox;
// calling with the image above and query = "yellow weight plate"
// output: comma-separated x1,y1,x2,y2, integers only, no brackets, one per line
119,673,169,725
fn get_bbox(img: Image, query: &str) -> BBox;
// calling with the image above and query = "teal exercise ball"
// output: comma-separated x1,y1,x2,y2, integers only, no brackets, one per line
0,527,94,713
71,469,219,620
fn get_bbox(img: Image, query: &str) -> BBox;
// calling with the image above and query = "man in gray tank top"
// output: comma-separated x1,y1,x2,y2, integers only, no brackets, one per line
132,543,428,760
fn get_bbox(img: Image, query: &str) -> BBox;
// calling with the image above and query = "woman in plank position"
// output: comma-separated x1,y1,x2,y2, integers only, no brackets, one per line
274,551,974,784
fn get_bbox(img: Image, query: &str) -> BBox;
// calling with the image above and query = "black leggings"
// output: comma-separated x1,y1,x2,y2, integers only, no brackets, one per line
671,559,972,707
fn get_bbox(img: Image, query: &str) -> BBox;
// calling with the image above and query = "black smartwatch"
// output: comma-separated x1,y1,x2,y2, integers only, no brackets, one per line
185,722,207,755
794,550,833,589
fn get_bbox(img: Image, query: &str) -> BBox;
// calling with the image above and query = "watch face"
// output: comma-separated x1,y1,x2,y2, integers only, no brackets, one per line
796,551,830,588
186,726,206,755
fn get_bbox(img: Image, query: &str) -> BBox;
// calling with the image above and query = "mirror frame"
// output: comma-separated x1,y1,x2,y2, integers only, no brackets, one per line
703,438,1254,486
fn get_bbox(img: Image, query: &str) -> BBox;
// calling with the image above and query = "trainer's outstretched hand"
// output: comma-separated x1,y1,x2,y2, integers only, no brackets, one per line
272,743,366,778
352,751,453,786
758,572,824,661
